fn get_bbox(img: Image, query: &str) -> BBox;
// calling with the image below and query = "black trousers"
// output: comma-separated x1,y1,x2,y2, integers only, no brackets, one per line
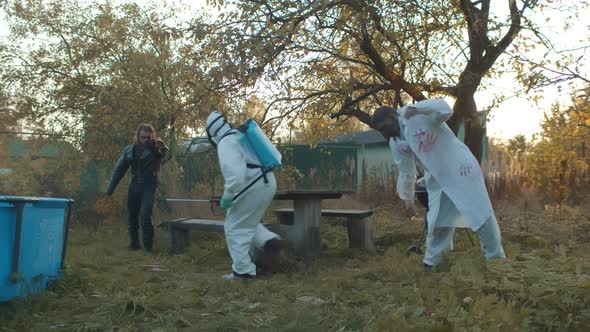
416,188,429,234
127,189,155,249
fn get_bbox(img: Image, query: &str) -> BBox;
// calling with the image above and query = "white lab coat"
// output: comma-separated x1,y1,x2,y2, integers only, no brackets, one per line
397,99,494,233
208,113,280,275
388,100,505,265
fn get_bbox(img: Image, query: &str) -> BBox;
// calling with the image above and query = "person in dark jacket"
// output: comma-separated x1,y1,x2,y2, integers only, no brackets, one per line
106,123,169,251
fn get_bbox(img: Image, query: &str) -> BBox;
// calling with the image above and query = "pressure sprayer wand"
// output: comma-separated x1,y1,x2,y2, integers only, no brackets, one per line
160,198,219,204
161,168,272,205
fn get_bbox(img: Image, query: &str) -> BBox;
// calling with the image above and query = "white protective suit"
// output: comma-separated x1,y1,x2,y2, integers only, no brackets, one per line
206,112,280,276
389,99,506,266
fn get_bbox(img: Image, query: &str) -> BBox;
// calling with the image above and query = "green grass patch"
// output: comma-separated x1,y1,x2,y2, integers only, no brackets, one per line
2,205,590,331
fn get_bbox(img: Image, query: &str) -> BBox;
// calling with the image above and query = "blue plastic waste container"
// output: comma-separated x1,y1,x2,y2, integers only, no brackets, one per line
0,196,73,302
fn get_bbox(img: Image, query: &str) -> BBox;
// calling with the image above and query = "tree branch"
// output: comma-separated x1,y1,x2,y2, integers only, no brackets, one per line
358,24,426,101
330,103,373,127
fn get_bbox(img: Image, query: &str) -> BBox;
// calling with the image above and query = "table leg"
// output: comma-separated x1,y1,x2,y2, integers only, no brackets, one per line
292,198,321,255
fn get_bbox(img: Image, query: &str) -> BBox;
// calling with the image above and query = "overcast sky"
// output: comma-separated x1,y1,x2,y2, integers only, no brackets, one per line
1,0,588,140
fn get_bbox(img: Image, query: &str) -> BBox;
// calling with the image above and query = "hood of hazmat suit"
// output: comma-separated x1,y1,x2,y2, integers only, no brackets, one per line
206,111,234,147
206,112,280,276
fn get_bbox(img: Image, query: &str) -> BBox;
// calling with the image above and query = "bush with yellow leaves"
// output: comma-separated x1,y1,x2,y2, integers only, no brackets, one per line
526,103,590,204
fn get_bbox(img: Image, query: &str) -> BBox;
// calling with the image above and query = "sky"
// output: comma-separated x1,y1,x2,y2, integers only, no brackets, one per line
478,1,590,140
1,0,588,141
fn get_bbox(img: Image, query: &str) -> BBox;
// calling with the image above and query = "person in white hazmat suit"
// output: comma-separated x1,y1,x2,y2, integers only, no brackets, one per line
206,112,285,280
371,100,506,268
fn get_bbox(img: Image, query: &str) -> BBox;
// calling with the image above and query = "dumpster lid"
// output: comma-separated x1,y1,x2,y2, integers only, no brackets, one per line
0,196,74,203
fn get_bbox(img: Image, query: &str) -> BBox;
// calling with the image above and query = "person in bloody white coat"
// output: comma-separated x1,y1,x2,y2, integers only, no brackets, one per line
372,99,506,268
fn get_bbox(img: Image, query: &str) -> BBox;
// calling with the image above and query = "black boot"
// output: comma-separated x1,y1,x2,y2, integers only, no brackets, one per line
257,238,287,273
264,238,286,256
129,228,140,251
128,190,142,251
139,191,155,252
142,223,154,252
142,240,152,252
223,271,256,281
143,233,153,252
234,271,255,279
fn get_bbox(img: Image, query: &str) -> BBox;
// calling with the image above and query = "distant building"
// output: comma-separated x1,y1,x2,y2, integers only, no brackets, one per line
321,130,393,188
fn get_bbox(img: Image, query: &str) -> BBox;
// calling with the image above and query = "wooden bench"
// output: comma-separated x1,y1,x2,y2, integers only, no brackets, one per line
273,208,375,251
157,218,289,253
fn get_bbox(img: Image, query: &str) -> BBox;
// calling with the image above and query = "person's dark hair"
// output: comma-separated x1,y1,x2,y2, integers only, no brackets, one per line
134,123,156,144
371,106,397,127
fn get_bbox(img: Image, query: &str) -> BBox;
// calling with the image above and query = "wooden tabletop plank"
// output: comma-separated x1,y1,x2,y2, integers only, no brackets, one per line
274,190,355,200
274,208,373,218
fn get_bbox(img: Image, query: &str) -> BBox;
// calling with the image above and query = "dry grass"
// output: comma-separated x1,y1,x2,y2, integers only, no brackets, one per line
2,200,590,331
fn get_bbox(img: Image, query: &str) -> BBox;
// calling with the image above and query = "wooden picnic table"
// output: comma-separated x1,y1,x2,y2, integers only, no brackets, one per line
273,190,354,255
171,189,355,255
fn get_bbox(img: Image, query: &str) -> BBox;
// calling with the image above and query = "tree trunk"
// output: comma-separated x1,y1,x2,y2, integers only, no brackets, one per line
449,70,484,163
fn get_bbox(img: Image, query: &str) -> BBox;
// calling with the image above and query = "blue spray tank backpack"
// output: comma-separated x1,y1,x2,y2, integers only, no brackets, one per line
239,119,282,169
229,119,282,201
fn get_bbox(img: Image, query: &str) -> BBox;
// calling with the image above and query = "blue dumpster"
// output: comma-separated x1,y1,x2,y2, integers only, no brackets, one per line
0,196,73,302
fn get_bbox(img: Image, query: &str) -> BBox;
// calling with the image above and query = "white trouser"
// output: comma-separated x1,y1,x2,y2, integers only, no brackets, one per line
224,172,279,275
423,216,506,266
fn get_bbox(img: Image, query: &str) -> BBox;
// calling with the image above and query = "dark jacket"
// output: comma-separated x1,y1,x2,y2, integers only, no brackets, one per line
106,143,167,194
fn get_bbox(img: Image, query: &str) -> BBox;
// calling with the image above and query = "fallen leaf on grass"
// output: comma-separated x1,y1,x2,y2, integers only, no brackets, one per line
246,302,261,311
90,291,105,298
48,324,66,329
296,296,328,306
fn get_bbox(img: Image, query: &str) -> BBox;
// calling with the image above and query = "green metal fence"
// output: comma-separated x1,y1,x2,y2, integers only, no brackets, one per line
173,143,359,194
